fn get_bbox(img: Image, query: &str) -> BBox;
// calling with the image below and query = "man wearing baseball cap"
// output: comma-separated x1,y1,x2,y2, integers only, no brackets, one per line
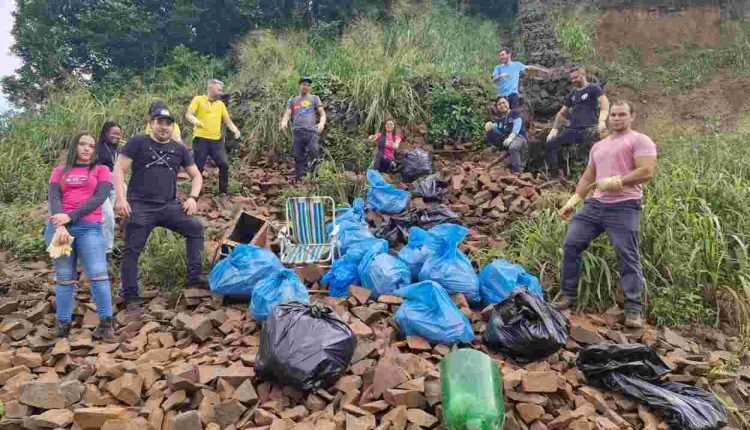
279,76,327,181
113,104,207,314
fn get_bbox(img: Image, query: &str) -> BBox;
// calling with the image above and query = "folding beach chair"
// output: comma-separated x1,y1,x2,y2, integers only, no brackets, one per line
278,196,338,266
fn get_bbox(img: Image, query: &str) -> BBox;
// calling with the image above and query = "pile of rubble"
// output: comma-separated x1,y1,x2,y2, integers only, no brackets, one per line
0,275,748,429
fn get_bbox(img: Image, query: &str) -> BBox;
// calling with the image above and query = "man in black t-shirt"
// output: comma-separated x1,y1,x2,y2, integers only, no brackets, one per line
113,108,206,313
546,67,610,180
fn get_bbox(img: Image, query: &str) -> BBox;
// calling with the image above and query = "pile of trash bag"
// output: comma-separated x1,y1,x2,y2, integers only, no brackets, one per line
320,253,361,298
397,227,434,281
479,259,543,305
209,244,284,296
394,281,474,344
373,215,411,247
483,287,570,362
577,344,729,430
250,269,310,322
413,205,460,230
418,224,480,304
256,303,356,391
358,250,412,297
366,169,410,214
411,173,446,202
401,148,433,183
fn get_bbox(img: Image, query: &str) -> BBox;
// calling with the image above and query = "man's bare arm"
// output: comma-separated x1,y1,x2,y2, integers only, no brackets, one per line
575,164,597,198
551,106,569,131
279,108,292,131
525,65,550,75
185,164,204,197
223,114,240,137
113,155,132,202
621,156,657,187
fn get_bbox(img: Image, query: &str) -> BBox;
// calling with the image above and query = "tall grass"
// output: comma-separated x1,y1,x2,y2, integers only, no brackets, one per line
234,7,498,152
474,132,750,332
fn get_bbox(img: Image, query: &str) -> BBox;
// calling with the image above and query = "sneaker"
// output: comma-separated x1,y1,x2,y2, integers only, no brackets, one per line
186,274,210,290
552,296,576,311
92,318,116,341
625,313,644,329
56,322,72,338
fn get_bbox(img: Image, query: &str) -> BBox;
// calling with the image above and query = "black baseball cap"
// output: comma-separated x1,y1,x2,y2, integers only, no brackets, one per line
152,108,175,123
299,76,313,85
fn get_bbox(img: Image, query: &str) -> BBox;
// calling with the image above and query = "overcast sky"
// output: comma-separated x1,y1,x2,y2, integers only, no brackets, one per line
0,0,20,111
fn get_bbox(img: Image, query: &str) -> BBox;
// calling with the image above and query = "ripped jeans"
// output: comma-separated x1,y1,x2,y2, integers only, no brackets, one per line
44,221,113,323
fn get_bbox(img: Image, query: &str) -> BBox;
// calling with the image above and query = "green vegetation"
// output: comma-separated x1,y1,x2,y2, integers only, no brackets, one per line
2,3,750,329
549,9,750,96
474,132,750,333
234,7,497,155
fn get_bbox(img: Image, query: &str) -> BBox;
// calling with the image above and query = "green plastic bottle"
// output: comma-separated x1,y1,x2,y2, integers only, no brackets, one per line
440,349,505,430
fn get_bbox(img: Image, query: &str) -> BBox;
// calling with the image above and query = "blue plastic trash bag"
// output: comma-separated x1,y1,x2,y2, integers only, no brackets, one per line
338,221,374,255
209,244,284,296
358,250,411,297
397,227,434,281
366,169,409,214
418,224,480,304
394,281,474,344
321,254,361,298
479,259,543,305
327,198,366,235
251,269,310,322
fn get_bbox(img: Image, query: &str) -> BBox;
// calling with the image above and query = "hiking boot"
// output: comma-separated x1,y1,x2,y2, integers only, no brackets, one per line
186,274,210,290
552,296,576,312
92,317,116,341
56,321,72,338
123,296,144,314
625,313,644,329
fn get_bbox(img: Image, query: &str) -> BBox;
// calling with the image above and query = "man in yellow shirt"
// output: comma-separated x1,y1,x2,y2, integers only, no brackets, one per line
185,79,241,198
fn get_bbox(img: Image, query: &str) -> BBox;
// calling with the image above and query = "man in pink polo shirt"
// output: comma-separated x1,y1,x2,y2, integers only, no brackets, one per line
555,100,657,328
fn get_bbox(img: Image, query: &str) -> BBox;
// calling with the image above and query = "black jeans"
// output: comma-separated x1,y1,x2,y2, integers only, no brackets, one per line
292,129,319,179
562,199,644,314
193,137,229,194
120,201,204,299
545,128,598,172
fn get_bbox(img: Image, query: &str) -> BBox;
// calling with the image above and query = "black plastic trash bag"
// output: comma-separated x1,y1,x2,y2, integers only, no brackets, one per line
255,302,356,391
374,215,411,246
577,345,729,430
411,173,446,202
413,205,460,230
402,148,433,183
483,287,570,362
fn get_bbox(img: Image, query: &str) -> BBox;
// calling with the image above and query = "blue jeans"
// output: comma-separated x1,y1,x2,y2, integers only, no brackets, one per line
485,132,528,173
44,222,113,323
561,199,644,314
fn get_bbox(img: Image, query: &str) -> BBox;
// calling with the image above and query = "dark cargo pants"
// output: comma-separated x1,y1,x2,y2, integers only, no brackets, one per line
561,198,644,314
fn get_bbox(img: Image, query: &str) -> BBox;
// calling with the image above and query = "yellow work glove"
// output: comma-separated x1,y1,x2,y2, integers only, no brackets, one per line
47,230,73,259
484,122,494,133
503,133,516,148
591,176,624,192
558,193,583,220
547,128,559,142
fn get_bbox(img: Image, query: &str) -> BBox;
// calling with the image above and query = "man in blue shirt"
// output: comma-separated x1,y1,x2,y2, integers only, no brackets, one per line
484,97,528,173
492,48,550,110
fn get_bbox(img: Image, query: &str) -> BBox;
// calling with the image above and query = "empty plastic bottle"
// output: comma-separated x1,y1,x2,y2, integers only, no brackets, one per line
441,349,505,430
